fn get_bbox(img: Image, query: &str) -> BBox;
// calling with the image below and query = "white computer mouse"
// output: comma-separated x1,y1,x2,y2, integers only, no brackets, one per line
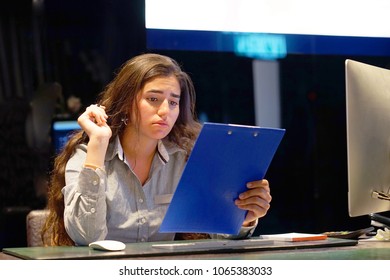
89,240,126,251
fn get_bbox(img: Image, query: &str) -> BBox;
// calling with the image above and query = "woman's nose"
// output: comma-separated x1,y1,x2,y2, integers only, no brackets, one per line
157,99,169,117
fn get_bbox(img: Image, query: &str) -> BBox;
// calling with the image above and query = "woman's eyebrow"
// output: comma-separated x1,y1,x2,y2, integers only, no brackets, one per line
146,89,180,99
170,93,181,99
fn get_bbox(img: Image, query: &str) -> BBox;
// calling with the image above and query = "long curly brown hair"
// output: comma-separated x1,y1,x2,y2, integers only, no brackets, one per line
41,53,201,246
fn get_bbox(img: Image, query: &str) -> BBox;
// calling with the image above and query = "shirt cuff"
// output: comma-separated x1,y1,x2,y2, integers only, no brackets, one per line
211,219,258,240
77,167,107,197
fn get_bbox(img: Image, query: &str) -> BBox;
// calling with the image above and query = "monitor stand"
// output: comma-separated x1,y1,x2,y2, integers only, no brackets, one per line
369,213,390,228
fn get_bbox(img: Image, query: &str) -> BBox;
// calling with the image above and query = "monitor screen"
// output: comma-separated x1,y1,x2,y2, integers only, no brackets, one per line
51,120,81,154
146,0,390,57
346,59,390,217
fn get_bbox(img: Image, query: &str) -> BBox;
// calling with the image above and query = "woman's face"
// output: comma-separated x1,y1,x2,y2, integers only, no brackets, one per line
135,75,181,141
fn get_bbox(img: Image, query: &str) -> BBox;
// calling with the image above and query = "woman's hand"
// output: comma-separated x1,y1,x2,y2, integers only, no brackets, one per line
235,179,271,227
77,104,112,140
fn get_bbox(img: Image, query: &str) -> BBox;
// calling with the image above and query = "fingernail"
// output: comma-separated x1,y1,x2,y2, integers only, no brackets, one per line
246,183,252,188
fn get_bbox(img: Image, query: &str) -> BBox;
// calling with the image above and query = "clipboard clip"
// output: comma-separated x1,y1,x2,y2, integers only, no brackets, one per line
227,130,259,137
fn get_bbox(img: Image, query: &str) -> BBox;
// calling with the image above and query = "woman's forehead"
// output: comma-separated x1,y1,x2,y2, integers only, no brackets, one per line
142,76,180,91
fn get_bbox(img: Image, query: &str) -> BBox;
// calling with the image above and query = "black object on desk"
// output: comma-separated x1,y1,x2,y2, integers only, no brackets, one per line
370,213,390,228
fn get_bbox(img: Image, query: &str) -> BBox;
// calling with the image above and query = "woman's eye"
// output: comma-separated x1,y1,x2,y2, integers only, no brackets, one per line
147,97,158,102
169,100,178,106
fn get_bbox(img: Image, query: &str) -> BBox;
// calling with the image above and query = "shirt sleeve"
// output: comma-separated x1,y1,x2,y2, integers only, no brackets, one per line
62,145,108,245
210,219,258,240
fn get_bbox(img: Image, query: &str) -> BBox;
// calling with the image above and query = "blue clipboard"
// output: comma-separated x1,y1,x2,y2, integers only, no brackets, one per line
160,122,285,235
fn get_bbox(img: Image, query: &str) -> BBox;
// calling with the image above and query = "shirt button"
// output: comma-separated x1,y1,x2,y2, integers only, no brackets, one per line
138,198,144,203
90,208,96,213
140,218,146,224
92,180,98,186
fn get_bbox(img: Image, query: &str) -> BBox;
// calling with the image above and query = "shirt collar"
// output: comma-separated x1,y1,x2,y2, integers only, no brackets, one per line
106,136,183,165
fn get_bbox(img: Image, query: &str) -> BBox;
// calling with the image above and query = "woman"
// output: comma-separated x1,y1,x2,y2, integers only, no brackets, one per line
42,53,271,246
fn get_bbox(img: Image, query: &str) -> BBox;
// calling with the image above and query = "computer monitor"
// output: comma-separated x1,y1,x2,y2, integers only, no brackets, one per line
51,120,81,154
346,59,390,218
